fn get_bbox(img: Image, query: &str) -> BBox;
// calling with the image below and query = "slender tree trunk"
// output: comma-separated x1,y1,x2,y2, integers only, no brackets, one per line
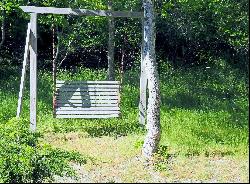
120,33,127,85
0,11,6,50
142,0,161,159
108,0,115,80
120,47,125,84
58,39,72,68
172,46,177,69
52,23,58,117
244,50,249,94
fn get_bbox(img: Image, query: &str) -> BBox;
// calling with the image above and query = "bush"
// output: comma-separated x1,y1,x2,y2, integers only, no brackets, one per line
0,118,86,183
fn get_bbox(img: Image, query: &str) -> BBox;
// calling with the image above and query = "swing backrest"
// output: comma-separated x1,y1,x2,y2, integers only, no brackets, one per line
54,80,121,118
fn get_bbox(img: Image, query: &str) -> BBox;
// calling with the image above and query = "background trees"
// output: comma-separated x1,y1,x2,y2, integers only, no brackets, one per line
0,0,248,75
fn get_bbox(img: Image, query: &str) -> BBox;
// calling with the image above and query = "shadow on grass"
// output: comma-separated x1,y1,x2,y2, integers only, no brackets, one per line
83,120,144,137
48,118,145,138
1,65,248,140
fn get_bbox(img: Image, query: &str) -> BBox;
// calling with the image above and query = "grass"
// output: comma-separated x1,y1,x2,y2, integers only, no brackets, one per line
0,59,249,182
159,61,248,156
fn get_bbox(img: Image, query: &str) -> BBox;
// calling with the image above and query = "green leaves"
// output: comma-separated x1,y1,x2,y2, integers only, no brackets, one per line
213,0,249,52
0,118,87,183
0,0,20,13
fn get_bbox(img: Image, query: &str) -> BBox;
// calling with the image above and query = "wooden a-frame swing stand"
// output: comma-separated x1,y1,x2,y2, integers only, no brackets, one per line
17,4,151,132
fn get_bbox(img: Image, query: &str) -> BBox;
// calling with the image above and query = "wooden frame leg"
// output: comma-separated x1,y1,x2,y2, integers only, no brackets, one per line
29,13,37,132
139,18,147,125
17,23,31,118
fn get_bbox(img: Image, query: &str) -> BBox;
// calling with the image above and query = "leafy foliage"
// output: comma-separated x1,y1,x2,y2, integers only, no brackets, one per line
1,0,248,72
0,118,86,183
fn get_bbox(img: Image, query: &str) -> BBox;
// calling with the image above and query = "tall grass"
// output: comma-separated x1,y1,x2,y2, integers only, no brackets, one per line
0,59,248,157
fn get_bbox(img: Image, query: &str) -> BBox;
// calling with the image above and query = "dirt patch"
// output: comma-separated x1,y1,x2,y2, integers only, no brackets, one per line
43,132,249,183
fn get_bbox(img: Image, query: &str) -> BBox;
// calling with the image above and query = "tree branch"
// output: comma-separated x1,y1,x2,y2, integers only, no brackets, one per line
0,11,6,50
58,39,72,68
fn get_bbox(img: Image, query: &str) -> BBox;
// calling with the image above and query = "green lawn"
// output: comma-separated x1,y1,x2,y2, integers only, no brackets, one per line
0,59,249,182
0,60,248,157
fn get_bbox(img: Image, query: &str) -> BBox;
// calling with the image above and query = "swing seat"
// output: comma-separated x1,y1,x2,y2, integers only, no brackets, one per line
54,80,121,119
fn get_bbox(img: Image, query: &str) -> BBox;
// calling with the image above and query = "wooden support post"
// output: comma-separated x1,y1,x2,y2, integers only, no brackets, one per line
29,13,37,132
17,23,31,118
139,17,147,125
108,0,115,81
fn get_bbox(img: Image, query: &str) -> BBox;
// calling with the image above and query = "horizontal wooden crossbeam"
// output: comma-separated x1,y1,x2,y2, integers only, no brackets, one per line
20,6,143,18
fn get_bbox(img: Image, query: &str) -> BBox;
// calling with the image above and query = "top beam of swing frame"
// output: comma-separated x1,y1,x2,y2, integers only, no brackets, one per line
20,6,143,18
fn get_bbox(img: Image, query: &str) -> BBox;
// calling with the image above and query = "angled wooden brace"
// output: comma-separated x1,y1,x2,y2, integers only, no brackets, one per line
17,22,31,118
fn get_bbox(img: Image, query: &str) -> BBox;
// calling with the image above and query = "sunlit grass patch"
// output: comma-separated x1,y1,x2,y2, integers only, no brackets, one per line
0,60,248,158
160,109,248,156
162,155,249,183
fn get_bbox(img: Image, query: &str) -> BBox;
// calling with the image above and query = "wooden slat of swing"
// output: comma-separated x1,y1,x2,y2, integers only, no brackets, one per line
56,103,118,107
56,114,120,119
55,80,121,119
57,95,119,100
56,80,120,84
56,111,119,115
55,98,119,103
56,91,119,96
56,107,120,111
57,94,119,100
57,88,119,92
56,84,120,89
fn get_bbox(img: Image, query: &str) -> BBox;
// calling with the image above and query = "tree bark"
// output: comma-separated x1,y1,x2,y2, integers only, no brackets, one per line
107,0,115,81
142,0,161,159
52,23,59,117
120,46,125,84
244,50,249,95
119,32,127,85
0,11,6,50
58,39,72,68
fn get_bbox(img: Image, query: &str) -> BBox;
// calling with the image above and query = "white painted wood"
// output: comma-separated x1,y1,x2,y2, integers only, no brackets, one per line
56,107,120,111
20,6,143,18
56,88,119,92
56,91,119,96
17,23,31,118
56,80,120,84
56,111,119,115
56,84,120,88
139,17,147,125
56,99,119,104
29,13,37,132
55,80,120,118
56,103,118,107
56,114,120,119
57,95,119,100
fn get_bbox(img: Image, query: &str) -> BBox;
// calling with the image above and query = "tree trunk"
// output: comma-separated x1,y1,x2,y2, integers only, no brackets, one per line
0,11,6,50
58,39,72,68
120,46,125,85
142,0,161,159
244,50,249,95
120,32,127,85
52,23,59,117
107,0,115,81
172,45,178,69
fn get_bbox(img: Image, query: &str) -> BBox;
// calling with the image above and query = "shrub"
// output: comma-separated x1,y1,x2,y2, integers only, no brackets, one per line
0,118,86,183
